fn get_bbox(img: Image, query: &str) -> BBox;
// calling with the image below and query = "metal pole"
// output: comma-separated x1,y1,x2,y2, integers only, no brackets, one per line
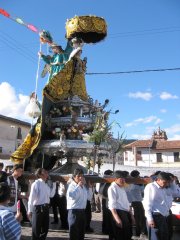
149,146,151,167
93,145,98,174
42,153,44,168
113,153,116,173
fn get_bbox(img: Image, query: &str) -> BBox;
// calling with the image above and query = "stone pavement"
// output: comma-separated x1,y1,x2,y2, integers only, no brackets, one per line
21,211,109,240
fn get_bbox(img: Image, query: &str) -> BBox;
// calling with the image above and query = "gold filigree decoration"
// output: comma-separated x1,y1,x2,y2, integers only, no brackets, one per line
66,15,107,38
44,59,88,102
10,123,41,164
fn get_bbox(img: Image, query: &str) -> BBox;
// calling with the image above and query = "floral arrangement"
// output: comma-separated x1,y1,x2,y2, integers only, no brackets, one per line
83,154,94,170
51,123,86,140
49,105,73,117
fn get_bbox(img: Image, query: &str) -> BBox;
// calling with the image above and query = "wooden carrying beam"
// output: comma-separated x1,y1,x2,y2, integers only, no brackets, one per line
23,172,152,185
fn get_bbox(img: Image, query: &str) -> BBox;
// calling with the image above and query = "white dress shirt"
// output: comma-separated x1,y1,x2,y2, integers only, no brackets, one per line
66,180,88,210
129,184,144,202
108,182,130,211
165,181,180,208
87,186,93,201
28,179,56,213
143,181,169,222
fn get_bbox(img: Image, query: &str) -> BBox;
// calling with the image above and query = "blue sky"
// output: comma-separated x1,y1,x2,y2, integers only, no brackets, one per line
0,0,180,140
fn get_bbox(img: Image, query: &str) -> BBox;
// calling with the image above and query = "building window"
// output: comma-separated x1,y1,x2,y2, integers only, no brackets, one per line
156,153,162,162
17,127,22,140
125,152,128,161
137,151,142,161
0,147,2,153
174,152,180,162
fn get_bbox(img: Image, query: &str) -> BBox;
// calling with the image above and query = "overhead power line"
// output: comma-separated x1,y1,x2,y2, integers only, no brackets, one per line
108,26,180,39
86,67,180,75
0,30,37,63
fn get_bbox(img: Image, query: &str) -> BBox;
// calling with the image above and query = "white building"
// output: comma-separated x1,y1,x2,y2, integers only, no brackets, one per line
0,114,31,160
123,127,180,167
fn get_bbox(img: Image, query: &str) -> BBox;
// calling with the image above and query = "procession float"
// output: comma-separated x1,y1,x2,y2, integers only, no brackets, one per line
0,9,150,184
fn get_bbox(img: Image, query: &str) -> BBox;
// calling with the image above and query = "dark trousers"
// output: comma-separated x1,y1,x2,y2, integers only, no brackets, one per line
68,209,86,240
102,198,111,234
167,210,173,240
58,195,68,228
131,201,147,236
50,195,59,222
151,214,170,240
20,198,29,222
50,194,68,228
32,204,49,240
110,209,132,240
85,200,92,229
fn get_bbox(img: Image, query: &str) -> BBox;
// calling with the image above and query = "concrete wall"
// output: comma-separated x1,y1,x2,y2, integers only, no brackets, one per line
0,118,30,159
124,148,180,167
92,162,180,179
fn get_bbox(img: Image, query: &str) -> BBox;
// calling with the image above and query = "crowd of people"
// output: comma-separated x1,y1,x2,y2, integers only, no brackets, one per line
0,161,180,240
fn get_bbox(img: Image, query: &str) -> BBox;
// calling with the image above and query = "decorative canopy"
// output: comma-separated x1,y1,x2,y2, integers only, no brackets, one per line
65,15,107,43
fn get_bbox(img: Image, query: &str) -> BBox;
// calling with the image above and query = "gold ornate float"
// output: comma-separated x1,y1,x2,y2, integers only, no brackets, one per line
65,15,107,43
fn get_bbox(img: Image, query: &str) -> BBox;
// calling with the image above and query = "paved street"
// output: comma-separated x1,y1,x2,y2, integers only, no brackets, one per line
21,211,108,240
20,211,180,240
21,212,180,240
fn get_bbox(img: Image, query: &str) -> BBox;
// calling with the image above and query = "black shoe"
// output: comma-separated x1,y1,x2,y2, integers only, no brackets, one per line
51,221,58,224
86,227,94,233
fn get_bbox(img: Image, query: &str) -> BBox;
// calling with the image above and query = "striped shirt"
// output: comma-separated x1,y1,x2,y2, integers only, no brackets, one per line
0,209,21,240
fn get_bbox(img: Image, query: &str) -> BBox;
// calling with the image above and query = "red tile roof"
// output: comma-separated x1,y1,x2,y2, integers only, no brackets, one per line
124,140,153,149
124,139,180,150
155,140,180,150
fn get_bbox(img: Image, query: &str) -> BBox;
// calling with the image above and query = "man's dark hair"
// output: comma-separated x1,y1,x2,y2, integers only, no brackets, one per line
123,171,129,177
114,170,127,179
130,170,140,178
73,168,84,177
0,182,11,203
13,164,23,172
157,172,171,181
0,162,4,168
166,172,174,178
154,171,161,176
35,168,45,178
104,169,113,175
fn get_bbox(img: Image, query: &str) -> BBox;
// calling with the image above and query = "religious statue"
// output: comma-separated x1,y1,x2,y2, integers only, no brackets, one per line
10,15,108,171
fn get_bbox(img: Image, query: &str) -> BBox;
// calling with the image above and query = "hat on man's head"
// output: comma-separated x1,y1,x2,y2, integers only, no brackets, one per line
130,170,140,177
114,170,127,179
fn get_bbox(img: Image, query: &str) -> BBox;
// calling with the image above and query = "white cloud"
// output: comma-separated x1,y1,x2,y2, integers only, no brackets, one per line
160,109,167,113
125,116,162,127
165,124,180,134
128,91,153,101
131,134,151,140
159,92,178,100
0,82,30,121
168,135,180,140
